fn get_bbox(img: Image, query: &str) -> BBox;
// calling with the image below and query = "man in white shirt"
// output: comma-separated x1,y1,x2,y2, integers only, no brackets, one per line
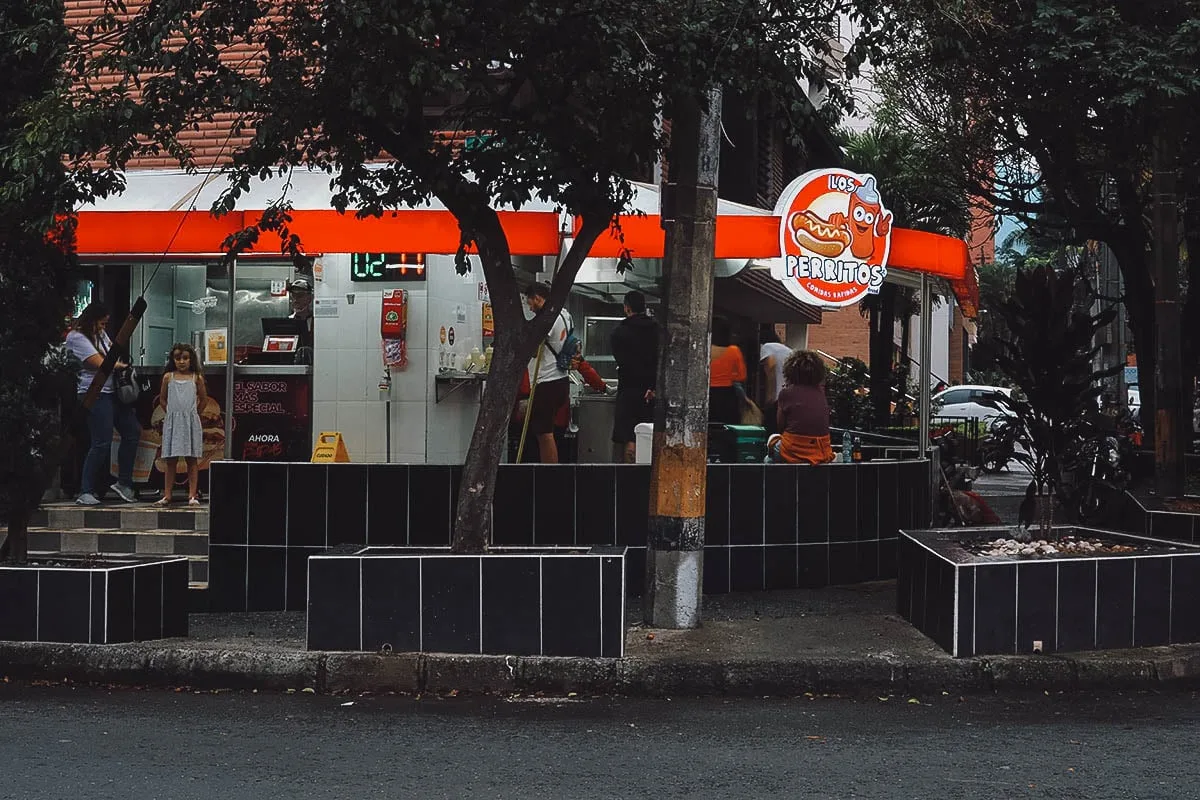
525,281,571,463
759,324,793,435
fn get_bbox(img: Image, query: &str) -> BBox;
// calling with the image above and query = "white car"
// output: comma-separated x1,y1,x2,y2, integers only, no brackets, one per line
932,385,1015,425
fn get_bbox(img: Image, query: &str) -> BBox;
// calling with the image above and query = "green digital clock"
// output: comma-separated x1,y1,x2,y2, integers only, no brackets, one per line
350,252,427,282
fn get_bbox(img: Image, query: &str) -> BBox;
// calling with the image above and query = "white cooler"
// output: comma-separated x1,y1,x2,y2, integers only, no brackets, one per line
634,422,654,464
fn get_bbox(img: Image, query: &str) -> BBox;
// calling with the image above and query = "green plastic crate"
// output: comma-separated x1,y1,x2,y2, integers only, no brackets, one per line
708,424,766,463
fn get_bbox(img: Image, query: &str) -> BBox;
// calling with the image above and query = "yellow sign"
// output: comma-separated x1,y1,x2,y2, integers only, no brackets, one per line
204,328,228,365
482,302,494,338
311,431,351,463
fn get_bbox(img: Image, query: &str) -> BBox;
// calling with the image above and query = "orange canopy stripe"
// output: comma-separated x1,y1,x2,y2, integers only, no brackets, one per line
73,209,562,257
73,208,979,311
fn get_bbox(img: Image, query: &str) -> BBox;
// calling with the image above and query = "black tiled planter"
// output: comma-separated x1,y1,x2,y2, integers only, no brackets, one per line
211,458,931,611
307,546,626,657
899,526,1200,657
0,556,189,644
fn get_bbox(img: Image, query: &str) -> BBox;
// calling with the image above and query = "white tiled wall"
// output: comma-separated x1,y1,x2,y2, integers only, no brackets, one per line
425,255,488,464
312,253,486,464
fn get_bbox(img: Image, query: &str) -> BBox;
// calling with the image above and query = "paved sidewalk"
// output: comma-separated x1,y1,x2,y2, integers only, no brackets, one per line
5,470,1199,698
3,580,1200,698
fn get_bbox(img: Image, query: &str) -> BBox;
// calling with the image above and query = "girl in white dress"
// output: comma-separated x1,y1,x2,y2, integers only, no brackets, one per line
155,343,207,506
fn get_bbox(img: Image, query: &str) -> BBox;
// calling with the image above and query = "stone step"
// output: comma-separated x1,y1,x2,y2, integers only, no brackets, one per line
27,527,209,587
32,503,208,532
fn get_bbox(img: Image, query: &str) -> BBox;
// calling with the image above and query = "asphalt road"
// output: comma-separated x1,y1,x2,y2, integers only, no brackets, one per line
2,685,1198,799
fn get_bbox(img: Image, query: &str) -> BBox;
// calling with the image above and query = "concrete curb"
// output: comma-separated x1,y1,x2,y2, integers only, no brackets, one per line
6,641,1200,696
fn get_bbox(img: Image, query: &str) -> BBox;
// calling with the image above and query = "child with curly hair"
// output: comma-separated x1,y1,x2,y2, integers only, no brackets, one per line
768,350,835,465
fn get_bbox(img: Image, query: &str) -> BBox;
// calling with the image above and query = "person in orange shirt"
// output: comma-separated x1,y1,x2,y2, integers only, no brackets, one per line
709,317,746,425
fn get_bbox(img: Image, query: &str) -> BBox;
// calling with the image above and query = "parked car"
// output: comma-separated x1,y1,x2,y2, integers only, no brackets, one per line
932,385,1014,426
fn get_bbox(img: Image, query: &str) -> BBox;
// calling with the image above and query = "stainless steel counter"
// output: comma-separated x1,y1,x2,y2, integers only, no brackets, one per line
576,392,617,463
233,364,314,376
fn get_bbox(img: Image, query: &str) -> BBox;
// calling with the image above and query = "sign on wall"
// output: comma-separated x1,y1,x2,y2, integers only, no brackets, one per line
771,168,893,308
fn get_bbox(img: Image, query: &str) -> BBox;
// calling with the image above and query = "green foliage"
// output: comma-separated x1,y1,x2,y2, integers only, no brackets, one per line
76,0,863,240
992,266,1120,496
839,121,970,238
0,0,82,558
839,122,968,426
824,356,872,431
64,0,883,549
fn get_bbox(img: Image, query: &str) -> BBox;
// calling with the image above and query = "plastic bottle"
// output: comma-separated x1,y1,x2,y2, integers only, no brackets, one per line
484,345,493,371
469,345,483,371
852,436,863,462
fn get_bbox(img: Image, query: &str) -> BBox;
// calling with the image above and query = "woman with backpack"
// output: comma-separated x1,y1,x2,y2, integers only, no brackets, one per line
524,282,575,464
64,302,141,506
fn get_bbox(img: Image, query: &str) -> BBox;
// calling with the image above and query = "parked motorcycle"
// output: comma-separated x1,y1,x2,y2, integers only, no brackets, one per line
1068,413,1138,524
979,415,1019,473
932,427,1002,527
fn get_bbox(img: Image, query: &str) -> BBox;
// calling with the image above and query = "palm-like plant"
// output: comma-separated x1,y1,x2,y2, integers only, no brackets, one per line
992,265,1119,531
843,123,970,426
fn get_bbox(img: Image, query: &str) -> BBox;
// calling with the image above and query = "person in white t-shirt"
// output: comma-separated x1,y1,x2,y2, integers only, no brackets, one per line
64,303,142,506
759,325,793,436
524,281,571,464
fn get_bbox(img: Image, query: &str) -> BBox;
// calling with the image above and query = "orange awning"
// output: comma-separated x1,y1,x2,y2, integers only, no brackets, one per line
73,207,979,313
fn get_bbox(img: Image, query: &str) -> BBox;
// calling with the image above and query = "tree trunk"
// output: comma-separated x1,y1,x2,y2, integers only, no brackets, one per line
449,209,613,553
1180,185,1200,441
869,284,898,428
645,88,722,629
1152,122,1185,497
1108,233,1156,447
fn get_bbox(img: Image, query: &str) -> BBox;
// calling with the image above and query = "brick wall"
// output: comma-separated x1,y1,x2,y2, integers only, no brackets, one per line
948,303,966,383
805,307,870,363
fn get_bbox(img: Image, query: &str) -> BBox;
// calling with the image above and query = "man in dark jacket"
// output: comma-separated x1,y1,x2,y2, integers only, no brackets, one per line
610,290,659,462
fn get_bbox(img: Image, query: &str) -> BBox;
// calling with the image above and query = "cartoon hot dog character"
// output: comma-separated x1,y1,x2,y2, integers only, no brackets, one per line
789,209,852,257
827,176,892,260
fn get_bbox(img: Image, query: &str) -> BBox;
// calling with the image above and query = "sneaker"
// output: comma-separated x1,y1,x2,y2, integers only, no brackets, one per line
111,483,138,504
75,492,101,506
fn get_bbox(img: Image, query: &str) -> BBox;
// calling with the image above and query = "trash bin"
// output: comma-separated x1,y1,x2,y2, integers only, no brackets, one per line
634,422,653,464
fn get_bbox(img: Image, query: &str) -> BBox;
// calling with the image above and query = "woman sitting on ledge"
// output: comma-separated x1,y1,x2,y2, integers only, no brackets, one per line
768,349,835,465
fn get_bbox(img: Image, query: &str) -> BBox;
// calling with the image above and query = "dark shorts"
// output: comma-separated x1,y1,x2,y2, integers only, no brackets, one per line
612,389,654,444
709,386,740,425
529,378,569,435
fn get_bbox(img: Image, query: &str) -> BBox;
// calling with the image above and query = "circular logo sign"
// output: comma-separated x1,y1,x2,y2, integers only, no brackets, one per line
772,169,893,308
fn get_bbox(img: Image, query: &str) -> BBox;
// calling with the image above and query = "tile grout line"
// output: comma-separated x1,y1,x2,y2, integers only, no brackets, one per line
1013,562,1019,653
538,556,544,656
1131,560,1138,646
972,564,978,658
478,557,483,655
1055,562,1060,652
1168,558,1174,643
952,565,960,657
598,556,604,657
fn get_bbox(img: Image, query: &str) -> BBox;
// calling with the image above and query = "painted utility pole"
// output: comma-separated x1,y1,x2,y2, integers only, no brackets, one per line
644,89,721,628
1151,112,1185,498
